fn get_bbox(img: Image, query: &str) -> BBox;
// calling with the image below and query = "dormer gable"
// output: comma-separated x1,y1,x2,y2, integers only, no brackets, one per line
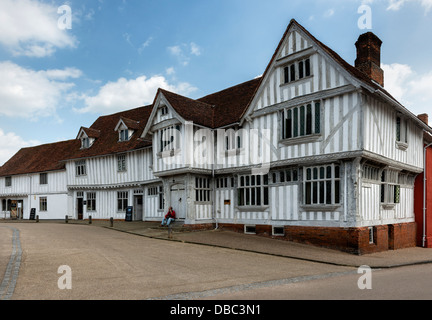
77,127,100,149
114,117,140,142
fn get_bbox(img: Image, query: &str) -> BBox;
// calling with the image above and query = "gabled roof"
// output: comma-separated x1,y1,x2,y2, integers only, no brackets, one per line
67,105,153,161
0,140,80,177
240,19,432,133
150,78,262,130
198,78,262,128
115,117,140,131
77,127,101,139
159,89,216,128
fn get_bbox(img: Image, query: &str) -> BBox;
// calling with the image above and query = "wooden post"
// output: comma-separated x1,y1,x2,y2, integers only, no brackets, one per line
65,215,68,223
89,215,92,224
168,225,173,239
36,215,39,223
110,217,113,228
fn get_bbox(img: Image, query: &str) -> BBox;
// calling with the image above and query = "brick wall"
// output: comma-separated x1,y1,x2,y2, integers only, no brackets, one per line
215,222,417,255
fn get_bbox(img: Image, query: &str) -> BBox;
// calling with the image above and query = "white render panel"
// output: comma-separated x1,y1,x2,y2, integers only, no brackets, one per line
67,149,155,187
363,94,423,169
256,52,350,111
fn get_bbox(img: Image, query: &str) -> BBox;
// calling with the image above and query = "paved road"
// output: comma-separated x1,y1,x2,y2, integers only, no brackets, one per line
0,223,355,300
203,263,432,300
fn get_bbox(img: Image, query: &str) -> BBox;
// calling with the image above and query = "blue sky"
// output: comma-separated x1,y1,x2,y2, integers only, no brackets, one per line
0,0,432,165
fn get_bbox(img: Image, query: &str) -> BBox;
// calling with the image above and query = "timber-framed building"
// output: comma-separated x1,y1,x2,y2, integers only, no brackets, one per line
1,20,432,254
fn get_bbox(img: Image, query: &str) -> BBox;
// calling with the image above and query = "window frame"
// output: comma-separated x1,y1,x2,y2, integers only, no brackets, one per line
380,169,401,208
39,197,48,212
5,176,12,187
158,125,181,153
283,58,311,84
396,116,408,150
280,102,321,143
75,160,87,177
87,192,97,212
117,191,129,212
237,174,269,208
303,164,341,208
117,154,127,172
119,129,130,142
40,173,48,185
195,177,212,203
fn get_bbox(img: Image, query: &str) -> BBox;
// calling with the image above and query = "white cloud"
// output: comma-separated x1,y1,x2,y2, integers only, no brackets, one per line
190,42,202,56
0,0,77,57
386,0,432,12
168,42,202,66
0,61,81,119
166,67,175,76
0,129,40,166
324,9,335,18
77,75,197,114
383,63,432,116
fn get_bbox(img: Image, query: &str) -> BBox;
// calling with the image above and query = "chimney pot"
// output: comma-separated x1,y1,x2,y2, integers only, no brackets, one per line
418,113,429,126
355,32,384,87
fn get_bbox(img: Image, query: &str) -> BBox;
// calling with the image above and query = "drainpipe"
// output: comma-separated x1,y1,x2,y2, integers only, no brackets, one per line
212,128,218,230
423,142,432,248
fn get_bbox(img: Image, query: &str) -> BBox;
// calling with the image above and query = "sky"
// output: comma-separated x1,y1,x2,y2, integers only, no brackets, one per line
0,0,432,165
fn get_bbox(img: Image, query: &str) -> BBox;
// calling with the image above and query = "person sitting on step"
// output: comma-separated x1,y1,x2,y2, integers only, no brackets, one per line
161,206,176,227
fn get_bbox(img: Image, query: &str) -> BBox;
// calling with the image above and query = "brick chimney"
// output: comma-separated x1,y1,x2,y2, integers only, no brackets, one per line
355,32,384,87
418,113,429,126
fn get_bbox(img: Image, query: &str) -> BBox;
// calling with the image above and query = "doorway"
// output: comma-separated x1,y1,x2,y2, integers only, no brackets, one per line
77,192,84,220
134,195,143,221
170,183,186,220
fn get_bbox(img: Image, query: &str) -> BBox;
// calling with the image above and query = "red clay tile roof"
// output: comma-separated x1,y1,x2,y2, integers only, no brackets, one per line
119,117,140,130
79,127,101,138
198,78,262,128
0,139,80,177
159,89,216,128
69,105,153,161
159,78,262,129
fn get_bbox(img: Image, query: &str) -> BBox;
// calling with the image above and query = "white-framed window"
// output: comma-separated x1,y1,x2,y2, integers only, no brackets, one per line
81,137,90,149
159,125,181,153
5,176,12,187
362,164,380,182
148,186,158,196
39,197,47,212
237,174,269,207
40,173,48,185
117,191,128,212
158,186,165,210
119,129,130,142
283,58,311,83
87,192,96,212
195,177,211,202
75,160,87,177
117,154,127,172
216,177,234,189
224,129,242,151
381,169,400,205
396,116,407,143
271,167,299,184
281,102,321,140
368,227,376,244
161,106,169,116
304,164,341,206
